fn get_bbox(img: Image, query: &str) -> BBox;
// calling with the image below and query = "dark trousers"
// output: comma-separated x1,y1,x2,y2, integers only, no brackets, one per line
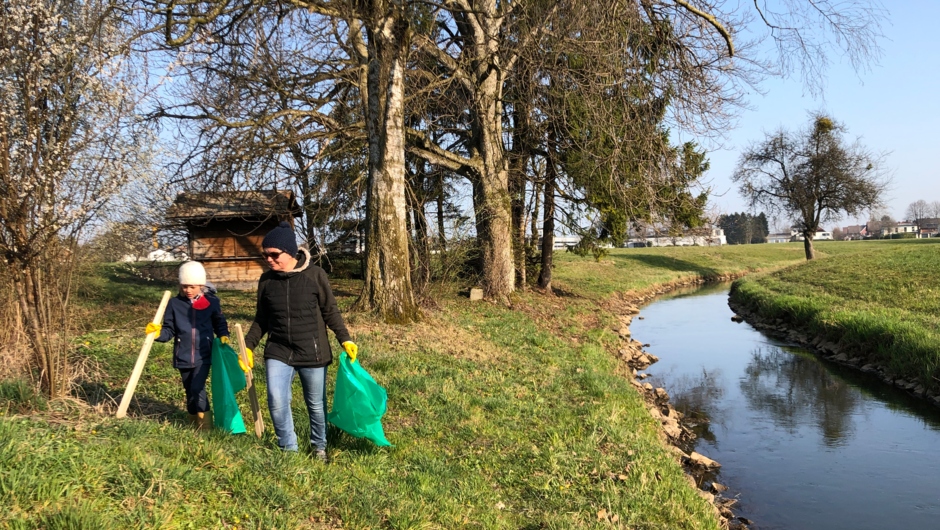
178,364,210,415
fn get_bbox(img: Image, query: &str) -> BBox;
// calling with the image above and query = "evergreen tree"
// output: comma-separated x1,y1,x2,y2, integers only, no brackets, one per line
719,212,770,244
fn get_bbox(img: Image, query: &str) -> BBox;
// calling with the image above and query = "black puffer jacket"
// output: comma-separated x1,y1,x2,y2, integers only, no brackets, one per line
245,248,351,367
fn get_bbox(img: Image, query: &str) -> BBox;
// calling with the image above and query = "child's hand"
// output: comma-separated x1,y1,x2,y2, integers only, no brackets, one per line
220,336,230,345
145,322,161,335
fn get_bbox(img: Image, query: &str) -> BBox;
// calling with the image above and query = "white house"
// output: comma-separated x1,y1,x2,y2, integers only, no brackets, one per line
789,228,833,241
120,247,189,262
628,227,727,247
881,221,919,237
552,235,582,250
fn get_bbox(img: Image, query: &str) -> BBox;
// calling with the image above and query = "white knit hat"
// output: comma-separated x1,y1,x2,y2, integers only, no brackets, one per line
179,261,207,285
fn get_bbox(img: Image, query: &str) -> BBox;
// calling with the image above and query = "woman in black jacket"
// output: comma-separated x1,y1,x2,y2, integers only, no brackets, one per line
244,222,357,461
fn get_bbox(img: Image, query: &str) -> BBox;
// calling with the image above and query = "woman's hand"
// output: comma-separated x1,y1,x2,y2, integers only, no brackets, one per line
238,348,254,372
342,341,358,362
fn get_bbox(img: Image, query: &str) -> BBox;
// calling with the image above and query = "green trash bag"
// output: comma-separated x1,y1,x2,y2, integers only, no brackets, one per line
210,339,247,435
328,352,392,447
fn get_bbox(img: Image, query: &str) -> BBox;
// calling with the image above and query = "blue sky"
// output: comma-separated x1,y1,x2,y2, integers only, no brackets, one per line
702,2,938,229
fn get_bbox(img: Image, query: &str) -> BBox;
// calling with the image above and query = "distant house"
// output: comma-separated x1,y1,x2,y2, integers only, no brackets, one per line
881,221,918,237
538,235,621,250
861,220,881,238
767,233,791,244
628,226,727,247
841,225,863,240
553,235,582,250
789,228,833,241
120,246,189,263
917,218,940,237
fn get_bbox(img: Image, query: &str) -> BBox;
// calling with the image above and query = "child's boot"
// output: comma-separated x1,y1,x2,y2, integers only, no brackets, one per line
196,411,212,431
188,414,199,428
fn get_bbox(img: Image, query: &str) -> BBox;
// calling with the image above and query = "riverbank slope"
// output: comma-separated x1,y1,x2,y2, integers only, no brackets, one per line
729,239,940,399
1,245,810,528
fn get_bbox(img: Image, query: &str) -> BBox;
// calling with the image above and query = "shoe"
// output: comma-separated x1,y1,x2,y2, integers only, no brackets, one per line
315,449,328,463
195,411,212,431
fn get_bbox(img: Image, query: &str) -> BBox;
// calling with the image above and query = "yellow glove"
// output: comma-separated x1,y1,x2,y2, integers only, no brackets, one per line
220,336,230,345
342,341,358,362
145,322,161,335
238,347,254,372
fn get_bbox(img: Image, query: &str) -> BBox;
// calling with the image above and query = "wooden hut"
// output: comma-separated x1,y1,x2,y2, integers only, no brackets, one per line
166,190,303,289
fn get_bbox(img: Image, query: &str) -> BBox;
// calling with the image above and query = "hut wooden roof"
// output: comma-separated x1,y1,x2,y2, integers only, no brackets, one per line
166,190,302,221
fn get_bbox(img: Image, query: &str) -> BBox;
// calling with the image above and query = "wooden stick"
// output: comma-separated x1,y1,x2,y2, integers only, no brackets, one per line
116,290,172,418
234,323,264,438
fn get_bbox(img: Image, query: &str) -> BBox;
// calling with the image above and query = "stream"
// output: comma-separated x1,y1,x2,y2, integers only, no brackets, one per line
630,283,940,530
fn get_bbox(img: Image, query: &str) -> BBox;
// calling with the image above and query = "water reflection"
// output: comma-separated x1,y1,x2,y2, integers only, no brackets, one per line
632,286,940,530
740,346,862,447
663,368,726,445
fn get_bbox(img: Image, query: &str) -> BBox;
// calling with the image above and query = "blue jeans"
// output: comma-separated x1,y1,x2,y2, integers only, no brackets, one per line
265,358,327,451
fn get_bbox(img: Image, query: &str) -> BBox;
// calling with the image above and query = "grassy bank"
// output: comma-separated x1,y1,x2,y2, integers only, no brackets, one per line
729,239,940,390
1,245,811,529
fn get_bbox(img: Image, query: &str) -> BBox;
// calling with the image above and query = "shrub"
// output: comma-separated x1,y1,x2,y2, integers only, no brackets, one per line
0,379,47,412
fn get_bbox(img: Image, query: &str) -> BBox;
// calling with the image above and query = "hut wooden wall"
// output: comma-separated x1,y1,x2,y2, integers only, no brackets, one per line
188,219,277,260
202,259,268,290
186,219,279,290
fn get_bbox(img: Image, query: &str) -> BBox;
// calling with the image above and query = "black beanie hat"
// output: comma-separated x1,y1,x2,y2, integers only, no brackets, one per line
261,221,298,256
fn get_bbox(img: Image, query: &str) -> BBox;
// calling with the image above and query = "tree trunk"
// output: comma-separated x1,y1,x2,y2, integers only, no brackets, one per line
436,171,446,251
471,73,515,302
530,178,541,246
509,100,532,289
13,264,65,397
290,144,318,250
803,234,816,260
355,10,419,323
509,177,526,289
537,156,557,290
412,208,431,291
409,163,431,292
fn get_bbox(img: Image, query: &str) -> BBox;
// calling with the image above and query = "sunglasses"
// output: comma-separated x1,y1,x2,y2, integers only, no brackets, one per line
262,251,286,261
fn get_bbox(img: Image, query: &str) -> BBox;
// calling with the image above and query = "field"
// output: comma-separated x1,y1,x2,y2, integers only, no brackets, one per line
729,238,940,389
0,242,875,529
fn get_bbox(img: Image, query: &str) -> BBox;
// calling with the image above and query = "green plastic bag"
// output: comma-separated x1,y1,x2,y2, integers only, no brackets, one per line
328,352,392,447
210,339,247,435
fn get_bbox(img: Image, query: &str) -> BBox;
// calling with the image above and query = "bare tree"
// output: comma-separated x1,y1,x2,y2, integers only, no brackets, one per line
152,0,420,322
353,3,420,322
144,0,886,305
905,200,930,223
931,201,940,219
0,0,145,396
411,0,884,298
733,114,888,260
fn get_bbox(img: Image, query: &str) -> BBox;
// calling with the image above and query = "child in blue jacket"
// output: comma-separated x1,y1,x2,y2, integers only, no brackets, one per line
146,261,229,429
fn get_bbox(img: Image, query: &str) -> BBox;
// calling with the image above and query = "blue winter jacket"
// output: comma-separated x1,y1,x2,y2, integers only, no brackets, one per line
155,291,229,369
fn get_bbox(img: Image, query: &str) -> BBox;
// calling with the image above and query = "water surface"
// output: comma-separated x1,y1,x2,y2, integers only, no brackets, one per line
630,283,940,530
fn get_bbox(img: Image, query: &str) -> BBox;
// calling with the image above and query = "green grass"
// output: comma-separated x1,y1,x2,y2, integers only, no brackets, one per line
0,246,831,529
729,239,940,388
550,242,813,299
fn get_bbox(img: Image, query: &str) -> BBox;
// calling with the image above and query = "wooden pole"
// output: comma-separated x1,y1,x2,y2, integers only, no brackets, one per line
116,290,172,418
234,323,264,438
